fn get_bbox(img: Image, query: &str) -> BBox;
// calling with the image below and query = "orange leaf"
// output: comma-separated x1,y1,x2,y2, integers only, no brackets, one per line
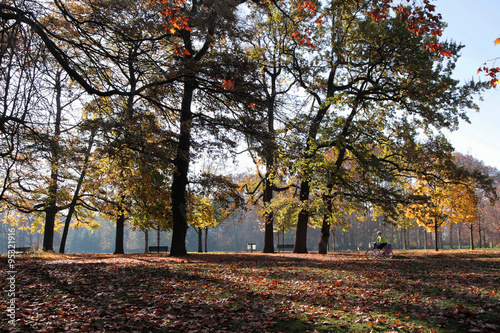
495,38,500,46
222,79,235,90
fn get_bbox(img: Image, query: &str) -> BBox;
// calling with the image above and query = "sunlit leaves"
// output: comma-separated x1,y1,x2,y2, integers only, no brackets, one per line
369,0,452,57
478,65,500,88
296,0,317,13
477,37,500,87
188,172,245,249
222,79,235,90
405,176,481,250
189,196,217,229
152,0,191,33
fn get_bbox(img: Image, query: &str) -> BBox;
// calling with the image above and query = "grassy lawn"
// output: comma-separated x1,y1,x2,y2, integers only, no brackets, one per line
1,250,499,332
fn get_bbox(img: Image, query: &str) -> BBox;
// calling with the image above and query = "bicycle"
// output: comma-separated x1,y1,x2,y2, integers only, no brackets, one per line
365,243,394,260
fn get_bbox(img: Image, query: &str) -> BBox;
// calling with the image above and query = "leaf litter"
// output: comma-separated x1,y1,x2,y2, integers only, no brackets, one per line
1,250,499,332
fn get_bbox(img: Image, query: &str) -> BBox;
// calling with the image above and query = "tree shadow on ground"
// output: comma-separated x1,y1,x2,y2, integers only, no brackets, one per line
5,250,499,332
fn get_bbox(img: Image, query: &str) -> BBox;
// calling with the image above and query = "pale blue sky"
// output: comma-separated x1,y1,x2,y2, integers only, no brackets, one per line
436,0,500,169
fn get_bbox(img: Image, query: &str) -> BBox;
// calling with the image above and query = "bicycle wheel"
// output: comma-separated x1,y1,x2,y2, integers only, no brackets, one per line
366,249,378,261
383,250,393,260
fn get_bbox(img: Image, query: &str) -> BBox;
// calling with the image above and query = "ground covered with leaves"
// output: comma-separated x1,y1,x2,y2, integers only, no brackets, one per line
1,250,499,333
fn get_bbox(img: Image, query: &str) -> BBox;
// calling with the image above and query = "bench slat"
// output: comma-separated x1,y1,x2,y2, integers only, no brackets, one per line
148,246,169,253
15,247,31,254
277,244,294,252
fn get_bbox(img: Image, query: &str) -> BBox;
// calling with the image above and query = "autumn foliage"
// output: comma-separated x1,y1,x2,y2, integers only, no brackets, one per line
478,38,500,88
0,0,496,258
2,251,500,332
369,0,452,57
152,0,191,33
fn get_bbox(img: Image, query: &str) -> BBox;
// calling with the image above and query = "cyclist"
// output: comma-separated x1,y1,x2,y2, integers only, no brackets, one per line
375,231,387,251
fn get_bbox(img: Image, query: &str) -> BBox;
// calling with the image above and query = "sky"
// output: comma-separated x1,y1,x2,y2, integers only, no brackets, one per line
435,0,500,170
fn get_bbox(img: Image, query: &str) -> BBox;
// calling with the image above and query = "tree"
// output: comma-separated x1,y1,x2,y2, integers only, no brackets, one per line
285,0,486,253
1,41,88,251
407,179,454,251
190,196,217,252
405,150,496,252
59,129,97,253
156,0,263,256
127,153,173,254
453,153,499,249
1,0,180,252
190,171,245,252
2,0,258,256
243,2,299,253
2,0,493,256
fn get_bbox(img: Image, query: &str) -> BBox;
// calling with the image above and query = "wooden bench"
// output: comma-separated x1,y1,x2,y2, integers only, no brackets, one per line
277,244,294,252
148,246,169,253
15,247,32,254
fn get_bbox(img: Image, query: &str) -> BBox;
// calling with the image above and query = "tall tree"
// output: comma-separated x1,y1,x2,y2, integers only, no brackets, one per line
154,0,263,256
1,0,180,251
59,128,96,254
453,153,498,249
243,2,299,253
286,0,486,253
1,44,86,251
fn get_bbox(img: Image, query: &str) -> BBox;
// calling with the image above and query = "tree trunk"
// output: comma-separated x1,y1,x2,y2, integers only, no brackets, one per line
263,96,276,253
470,224,475,250
43,147,59,251
318,214,330,254
478,221,482,248
197,227,203,253
157,227,160,254
318,191,333,254
294,180,310,253
114,213,125,254
204,227,208,253
449,223,454,250
434,220,439,251
59,131,95,254
43,73,63,252
43,208,56,252
330,226,336,252
170,81,196,256
262,183,275,253
403,228,407,250
424,229,428,250
144,230,149,254
458,222,462,249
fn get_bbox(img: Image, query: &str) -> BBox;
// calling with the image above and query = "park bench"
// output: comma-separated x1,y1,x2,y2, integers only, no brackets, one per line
247,242,257,252
148,246,169,253
277,244,294,252
15,247,32,254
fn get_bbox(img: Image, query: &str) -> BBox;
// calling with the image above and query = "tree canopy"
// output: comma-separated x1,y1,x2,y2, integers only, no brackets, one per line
1,0,497,255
